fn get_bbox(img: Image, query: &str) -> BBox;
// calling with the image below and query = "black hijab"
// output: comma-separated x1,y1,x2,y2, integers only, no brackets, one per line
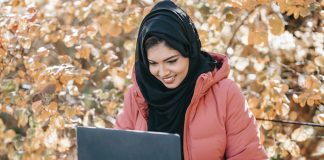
135,0,217,154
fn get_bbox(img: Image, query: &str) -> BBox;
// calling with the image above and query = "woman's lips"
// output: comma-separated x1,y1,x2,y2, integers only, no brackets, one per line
162,76,175,84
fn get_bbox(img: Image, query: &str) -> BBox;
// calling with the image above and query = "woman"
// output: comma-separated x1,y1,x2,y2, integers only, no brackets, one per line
115,1,267,160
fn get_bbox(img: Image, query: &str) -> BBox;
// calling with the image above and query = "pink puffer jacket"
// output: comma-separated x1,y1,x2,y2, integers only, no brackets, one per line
115,53,268,160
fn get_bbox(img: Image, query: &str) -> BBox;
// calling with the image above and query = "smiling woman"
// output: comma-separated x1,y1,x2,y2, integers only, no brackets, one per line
114,1,267,160
145,37,189,89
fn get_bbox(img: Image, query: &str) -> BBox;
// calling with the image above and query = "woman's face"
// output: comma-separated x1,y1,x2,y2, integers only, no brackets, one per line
147,42,189,89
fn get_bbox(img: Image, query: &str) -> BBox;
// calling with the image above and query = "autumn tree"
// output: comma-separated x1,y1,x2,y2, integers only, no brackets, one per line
0,0,323,159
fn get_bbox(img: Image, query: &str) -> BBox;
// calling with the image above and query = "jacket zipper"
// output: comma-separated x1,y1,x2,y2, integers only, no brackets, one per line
184,79,205,160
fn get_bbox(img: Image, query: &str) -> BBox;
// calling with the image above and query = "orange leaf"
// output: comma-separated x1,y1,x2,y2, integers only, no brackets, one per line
248,97,259,108
48,102,58,112
0,47,6,58
59,74,74,85
289,111,298,121
38,110,50,122
75,45,91,59
86,24,98,38
4,129,16,143
299,7,309,17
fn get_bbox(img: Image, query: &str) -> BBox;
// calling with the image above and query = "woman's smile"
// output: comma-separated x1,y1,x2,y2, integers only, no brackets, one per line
161,75,176,84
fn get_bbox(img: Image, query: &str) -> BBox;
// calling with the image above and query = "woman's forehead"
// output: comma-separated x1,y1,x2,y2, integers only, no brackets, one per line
147,43,182,61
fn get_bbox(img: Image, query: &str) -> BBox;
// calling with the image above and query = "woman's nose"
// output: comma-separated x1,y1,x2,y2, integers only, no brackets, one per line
157,65,169,77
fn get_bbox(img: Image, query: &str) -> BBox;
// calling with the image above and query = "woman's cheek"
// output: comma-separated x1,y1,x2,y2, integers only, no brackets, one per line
149,66,157,76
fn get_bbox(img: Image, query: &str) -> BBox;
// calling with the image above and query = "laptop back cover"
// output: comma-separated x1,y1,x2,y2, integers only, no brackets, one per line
77,127,181,160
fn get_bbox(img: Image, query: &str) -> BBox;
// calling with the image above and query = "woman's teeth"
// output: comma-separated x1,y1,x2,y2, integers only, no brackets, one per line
163,76,175,83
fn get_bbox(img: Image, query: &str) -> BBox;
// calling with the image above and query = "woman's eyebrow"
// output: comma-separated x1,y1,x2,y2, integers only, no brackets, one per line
163,55,178,62
148,55,178,62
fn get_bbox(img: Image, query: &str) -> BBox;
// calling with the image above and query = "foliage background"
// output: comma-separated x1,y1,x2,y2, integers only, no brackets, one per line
0,0,323,159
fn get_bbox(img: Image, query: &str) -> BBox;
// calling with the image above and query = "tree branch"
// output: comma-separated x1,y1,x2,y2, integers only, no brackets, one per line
256,118,324,128
225,5,262,55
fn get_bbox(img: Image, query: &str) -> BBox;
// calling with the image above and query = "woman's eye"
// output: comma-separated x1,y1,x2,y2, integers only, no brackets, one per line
149,62,157,66
168,59,177,64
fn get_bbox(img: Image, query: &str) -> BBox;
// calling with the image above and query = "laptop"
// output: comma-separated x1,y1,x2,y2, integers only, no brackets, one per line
76,126,182,160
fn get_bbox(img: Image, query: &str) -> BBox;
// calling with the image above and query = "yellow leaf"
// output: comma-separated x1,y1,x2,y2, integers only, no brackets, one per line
298,92,308,107
248,29,268,46
59,74,73,85
299,7,309,17
306,97,314,106
283,140,300,157
291,126,314,142
50,115,65,129
305,75,321,89
86,24,98,38
314,56,324,67
289,111,298,121
317,114,324,124
269,14,284,35
64,106,76,119
225,12,235,23
18,70,26,78
104,101,118,116
305,61,317,73
276,133,288,142
143,6,153,16
207,15,220,28
88,66,97,74
125,54,135,75
268,108,277,119
0,47,6,58
286,6,296,16
234,57,249,71
292,94,299,103
63,34,78,48
293,7,300,19
123,17,137,34
278,103,290,116
18,110,29,128
98,16,122,37
248,97,259,108
262,121,273,130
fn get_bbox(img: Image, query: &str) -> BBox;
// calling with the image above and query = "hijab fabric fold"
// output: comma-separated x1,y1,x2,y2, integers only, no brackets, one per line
134,0,217,156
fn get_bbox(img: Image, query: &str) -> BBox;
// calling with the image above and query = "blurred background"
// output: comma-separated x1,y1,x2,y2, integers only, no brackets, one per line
0,0,323,159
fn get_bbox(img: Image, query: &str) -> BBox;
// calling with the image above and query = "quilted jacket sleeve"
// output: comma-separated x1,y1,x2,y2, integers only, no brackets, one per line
225,82,268,160
114,87,136,130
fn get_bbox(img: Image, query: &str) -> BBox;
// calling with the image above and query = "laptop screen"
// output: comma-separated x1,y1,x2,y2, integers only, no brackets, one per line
77,126,182,160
